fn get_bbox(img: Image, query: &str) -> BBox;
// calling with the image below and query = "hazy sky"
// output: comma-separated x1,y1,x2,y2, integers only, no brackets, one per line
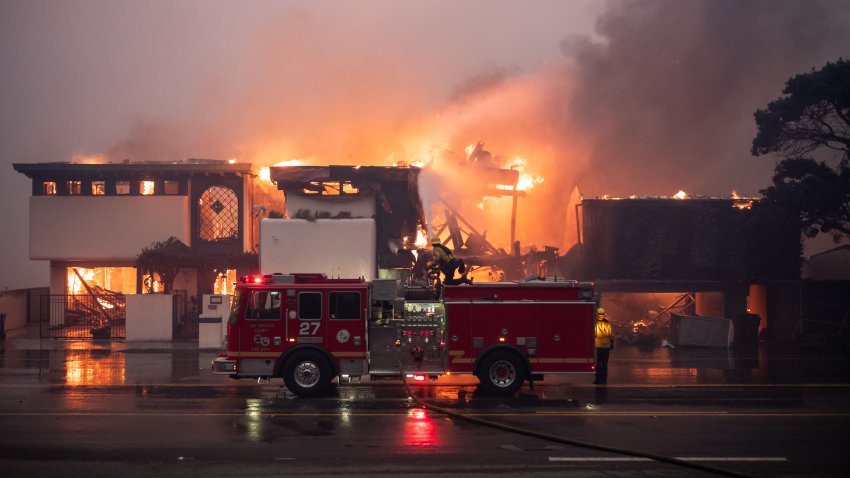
2,0,848,290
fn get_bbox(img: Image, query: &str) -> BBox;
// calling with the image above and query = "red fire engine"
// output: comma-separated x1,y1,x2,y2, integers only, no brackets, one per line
212,273,597,396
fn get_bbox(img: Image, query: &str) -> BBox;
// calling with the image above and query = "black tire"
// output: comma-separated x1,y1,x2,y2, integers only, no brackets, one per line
476,350,526,395
281,351,333,397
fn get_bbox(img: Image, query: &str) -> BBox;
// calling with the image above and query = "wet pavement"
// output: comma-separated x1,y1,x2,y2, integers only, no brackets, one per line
2,324,848,388
2,325,850,477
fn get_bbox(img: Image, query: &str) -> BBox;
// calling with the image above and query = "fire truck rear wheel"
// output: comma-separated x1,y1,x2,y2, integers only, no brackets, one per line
281,351,333,397
477,350,526,395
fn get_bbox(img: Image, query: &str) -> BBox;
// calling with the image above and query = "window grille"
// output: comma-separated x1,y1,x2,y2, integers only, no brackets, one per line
198,186,239,242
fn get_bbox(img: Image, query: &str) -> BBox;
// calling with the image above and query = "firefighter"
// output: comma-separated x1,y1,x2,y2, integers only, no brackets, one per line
594,307,614,385
429,236,472,285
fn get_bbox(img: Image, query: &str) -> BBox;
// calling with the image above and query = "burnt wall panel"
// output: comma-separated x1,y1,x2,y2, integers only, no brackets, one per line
581,199,800,281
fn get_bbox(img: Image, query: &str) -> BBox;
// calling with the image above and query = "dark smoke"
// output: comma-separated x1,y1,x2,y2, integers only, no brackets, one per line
557,0,850,198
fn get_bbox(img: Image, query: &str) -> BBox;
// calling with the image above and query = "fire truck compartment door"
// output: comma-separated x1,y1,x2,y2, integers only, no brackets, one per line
325,288,368,361
239,288,285,356
288,290,324,345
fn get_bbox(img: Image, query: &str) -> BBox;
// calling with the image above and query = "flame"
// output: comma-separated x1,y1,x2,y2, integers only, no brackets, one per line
731,190,740,199
67,268,95,295
70,154,108,164
140,180,155,195
673,190,688,200
491,155,545,192
517,174,544,192
259,167,271,182
228,159,237,164
274,159,301,167
415,227,429,248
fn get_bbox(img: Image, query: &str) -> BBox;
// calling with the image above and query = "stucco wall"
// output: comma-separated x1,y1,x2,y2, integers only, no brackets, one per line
125,294,173,341
30,196,190,261
0,289,29,332
260,218,376,280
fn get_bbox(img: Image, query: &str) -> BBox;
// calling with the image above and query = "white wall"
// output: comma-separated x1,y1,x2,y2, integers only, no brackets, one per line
125,294,173,341
30,196,190,260
260,218,376,280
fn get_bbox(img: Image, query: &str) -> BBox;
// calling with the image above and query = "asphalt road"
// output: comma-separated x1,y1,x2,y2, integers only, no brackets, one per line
1,340,849,477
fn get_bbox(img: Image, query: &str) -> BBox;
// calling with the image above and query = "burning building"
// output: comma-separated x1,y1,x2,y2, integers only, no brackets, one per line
13,159,274,337
573,194,802,344
261,161,538,282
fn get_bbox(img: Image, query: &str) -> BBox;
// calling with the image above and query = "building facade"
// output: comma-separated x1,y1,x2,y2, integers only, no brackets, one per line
13,160,272,312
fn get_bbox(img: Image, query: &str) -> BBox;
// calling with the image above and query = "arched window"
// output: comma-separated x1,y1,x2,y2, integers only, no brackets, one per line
198,186,239,242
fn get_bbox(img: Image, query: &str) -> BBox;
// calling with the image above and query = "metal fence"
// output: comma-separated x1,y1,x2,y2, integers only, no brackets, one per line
27,287,49,325
38,294,126,339
172,289,199,339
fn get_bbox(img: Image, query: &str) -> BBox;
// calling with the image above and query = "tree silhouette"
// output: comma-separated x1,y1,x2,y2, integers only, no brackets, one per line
753,59,850,241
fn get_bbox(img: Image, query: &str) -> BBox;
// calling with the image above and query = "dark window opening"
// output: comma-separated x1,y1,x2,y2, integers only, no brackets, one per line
67,180,81,195
164,180,179,195
116,181,130,195
329,291,361,320
298,292,322,320
92,181,105,195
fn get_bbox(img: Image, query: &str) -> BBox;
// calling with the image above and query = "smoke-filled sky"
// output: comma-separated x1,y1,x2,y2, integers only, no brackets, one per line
2,0,848,290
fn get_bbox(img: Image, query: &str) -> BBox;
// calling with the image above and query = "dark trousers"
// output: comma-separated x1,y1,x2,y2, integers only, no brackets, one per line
595,348,610,384
441,259,468,285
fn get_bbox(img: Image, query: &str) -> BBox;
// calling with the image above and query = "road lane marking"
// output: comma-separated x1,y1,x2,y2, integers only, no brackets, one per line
549,457,788,462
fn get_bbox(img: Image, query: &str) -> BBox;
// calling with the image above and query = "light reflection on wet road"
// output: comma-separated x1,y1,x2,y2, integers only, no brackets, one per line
1,339,850,477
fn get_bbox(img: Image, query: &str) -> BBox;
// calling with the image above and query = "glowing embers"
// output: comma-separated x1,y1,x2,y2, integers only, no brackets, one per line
731,191,754,210
404,408,440,448
43,181,57,195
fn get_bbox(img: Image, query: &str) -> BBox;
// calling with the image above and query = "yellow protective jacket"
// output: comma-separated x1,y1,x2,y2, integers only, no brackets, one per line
595,318,614,349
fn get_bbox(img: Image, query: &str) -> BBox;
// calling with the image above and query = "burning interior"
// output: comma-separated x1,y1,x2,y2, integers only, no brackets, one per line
267,143,558,283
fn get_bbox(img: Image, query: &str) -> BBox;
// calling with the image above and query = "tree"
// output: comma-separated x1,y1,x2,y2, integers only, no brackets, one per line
752,59,850,240
136,237,191,293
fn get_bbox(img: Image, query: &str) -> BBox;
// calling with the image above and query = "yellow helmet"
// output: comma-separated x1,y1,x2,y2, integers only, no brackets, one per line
597,307,606,316
430,236,441,244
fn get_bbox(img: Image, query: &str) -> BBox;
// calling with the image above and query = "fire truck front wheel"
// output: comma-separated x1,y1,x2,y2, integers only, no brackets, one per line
281,351,333,397
476,350,527,395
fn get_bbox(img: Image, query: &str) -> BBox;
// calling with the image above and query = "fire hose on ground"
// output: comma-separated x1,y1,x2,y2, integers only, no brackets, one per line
398,360,755,478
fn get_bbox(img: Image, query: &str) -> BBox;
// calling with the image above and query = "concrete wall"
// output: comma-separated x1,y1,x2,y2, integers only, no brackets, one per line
284,194,375,218
260,218,377,280
0,289,29,332
125,294,173,341
30,196,190,260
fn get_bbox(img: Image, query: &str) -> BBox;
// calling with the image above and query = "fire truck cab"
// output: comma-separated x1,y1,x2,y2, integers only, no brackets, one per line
213,273,597,396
